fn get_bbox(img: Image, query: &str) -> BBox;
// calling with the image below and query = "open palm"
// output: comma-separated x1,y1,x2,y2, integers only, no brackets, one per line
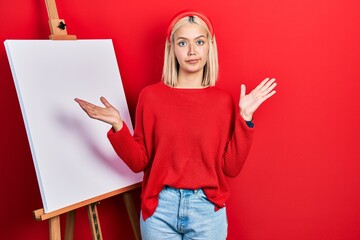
74,96,124,131
239,78,277,121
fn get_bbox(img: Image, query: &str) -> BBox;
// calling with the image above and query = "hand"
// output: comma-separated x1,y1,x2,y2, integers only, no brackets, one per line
74,96,123,131
239,78,277,121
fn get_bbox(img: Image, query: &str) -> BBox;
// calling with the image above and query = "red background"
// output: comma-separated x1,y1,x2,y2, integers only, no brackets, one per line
1,0,360,239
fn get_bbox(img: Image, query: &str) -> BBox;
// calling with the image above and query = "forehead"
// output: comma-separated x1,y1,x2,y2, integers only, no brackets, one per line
174,23,207,39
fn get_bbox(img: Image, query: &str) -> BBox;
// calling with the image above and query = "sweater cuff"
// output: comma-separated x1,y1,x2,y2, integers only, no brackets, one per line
245,120,254,128
107,123,130,139
238,114,255,130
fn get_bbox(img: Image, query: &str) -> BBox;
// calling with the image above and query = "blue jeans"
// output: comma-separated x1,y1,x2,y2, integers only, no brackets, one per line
140,186,228,240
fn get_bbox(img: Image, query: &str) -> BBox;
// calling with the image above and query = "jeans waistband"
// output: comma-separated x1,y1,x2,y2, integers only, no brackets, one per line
164,185,203,195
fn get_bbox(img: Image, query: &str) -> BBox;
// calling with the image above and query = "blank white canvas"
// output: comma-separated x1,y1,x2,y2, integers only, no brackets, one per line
4,40,143,213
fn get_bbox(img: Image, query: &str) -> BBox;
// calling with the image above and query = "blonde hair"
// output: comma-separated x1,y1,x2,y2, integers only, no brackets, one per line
162,14,219,87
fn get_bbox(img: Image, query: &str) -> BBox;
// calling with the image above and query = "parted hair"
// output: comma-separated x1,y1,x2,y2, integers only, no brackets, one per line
162,13,219,87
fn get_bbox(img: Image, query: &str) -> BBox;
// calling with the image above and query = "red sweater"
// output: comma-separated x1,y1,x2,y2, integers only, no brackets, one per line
107,82,254,220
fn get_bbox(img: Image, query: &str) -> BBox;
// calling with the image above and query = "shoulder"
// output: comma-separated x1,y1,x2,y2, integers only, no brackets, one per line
209,86,234,103
140,82,163,94
138,82,164,99
136,82,168,109
207,87,237,114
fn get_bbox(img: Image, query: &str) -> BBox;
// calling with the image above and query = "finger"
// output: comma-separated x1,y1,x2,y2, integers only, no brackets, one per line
261,78,276,92
74,98,88,110
75,98,99,116
261,90,277,103
100,96,113,108
75,98,91,107
81,100,95,110
240,84,246,98
261,81,277,96
255,77,270,90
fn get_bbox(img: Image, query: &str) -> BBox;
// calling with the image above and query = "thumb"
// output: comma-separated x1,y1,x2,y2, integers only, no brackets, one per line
240,84,246,98
100,96,112,108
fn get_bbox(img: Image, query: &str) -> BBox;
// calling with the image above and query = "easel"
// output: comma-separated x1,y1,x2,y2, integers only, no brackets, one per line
45,0,76,40
33,1,142,239
33,183,141,240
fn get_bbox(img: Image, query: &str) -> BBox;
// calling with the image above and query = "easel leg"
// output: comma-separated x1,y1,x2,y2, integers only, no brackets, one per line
49,216,61,240
65,210,76,240
123,192,141,240
87,203,103,240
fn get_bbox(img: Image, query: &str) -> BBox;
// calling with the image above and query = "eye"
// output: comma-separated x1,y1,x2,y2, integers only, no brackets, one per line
196,40,205,45
178,41,187,47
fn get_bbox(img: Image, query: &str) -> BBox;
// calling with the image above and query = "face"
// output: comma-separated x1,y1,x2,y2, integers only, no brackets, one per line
173,23,209,78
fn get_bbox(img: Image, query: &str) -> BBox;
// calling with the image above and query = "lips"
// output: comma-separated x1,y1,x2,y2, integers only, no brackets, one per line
186,58,200,64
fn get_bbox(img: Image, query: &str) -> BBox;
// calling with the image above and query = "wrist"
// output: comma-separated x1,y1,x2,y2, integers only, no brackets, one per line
112,120,123,132
240,111,253,121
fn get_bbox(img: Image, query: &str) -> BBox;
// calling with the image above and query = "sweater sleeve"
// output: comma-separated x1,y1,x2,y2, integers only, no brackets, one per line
222,114,255,178
107,93,149,173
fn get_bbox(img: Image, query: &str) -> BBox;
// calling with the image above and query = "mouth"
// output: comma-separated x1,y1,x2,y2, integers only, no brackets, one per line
186,58,200,64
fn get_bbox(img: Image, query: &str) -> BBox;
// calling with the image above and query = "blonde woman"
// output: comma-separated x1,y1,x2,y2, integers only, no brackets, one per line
75,10,276,240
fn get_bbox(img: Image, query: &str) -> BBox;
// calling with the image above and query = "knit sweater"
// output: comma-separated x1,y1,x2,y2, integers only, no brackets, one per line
107,82,255,220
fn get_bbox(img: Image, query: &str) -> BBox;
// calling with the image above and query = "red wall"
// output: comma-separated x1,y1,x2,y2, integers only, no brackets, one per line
1,0,359,239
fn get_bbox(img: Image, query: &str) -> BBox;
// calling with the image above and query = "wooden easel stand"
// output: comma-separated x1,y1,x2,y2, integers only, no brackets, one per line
45,0,76,40
88,203,103,240
32,1,142,239
34,183,142,240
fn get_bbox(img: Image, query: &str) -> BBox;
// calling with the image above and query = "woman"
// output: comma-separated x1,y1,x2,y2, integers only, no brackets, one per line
75,10,276,240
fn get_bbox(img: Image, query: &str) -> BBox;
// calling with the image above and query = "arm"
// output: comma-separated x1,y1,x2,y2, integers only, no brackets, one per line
222,77,277,177
222,115,255,177
75,96,149,173
107,95,149,173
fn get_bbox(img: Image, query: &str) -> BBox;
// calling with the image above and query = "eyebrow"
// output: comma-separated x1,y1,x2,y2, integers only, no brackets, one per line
175,35,206,41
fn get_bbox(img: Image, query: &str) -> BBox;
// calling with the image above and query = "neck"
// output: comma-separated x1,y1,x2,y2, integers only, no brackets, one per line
176,70,204,89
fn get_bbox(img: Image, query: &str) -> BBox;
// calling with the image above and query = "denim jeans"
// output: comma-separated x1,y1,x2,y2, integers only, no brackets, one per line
140,186,228,240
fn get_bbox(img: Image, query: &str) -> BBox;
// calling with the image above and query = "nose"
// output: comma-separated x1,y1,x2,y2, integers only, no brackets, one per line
188,43,196,56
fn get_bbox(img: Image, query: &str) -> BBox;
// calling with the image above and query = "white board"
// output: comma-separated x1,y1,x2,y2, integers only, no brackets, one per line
4,40,143,213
